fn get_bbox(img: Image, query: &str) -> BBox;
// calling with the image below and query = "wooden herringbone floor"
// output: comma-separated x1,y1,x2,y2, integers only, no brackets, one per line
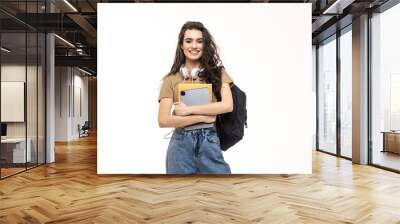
1,134,400,224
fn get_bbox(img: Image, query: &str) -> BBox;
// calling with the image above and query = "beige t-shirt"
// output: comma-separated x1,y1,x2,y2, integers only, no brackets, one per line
158,69,233,103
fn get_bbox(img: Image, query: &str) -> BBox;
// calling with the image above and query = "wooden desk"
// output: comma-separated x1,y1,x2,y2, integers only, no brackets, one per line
1,138,32,164
381,131,400,154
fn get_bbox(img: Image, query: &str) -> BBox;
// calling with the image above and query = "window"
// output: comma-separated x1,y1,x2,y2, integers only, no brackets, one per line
371,2,400,171
339,28,352,158
318,36,337,154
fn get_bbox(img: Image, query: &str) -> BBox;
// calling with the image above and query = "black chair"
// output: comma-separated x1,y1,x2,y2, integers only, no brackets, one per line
79,121,90,138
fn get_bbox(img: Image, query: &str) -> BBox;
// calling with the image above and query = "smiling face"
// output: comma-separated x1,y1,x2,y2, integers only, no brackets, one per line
181,29,203,62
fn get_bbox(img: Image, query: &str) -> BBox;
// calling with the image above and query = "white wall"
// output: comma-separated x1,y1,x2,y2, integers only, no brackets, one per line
55,66,69,141
55,67,89,141
74,73,89,131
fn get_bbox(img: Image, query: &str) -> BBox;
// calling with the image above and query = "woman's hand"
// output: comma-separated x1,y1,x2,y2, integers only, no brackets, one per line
173,102,216,123
173,102,192,116
201,115,216,123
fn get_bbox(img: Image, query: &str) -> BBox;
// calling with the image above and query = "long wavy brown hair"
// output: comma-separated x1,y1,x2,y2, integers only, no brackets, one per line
167,21,224,100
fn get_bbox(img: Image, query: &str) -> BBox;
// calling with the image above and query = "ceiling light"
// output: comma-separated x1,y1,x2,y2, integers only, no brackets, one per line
322,0,354,15
54,34,75,48
63,0,78,12
78,67,93,76
323,0,341,14
1,47,11,53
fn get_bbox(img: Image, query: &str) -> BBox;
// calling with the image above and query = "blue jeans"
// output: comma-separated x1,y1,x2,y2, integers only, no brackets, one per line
166,126,231,174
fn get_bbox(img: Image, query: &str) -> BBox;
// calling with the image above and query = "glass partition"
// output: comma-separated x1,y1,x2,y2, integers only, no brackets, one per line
317,36,337,155
0,1,46,179
38,32,45,165
1,31,28,177
339,28,352,158
371,3,400,171
27,31,38,169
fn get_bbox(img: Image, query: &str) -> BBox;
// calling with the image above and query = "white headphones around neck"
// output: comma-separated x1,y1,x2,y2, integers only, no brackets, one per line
179,65,204,81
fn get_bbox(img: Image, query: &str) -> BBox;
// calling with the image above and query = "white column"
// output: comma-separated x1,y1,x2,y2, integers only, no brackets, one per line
46,33,55,163
352,14,369,164
46,1,55,163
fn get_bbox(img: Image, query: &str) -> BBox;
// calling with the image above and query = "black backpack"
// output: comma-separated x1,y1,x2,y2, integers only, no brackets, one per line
216,84,247,151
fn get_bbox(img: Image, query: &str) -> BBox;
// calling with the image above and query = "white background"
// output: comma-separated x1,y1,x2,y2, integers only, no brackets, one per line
98,3,312,174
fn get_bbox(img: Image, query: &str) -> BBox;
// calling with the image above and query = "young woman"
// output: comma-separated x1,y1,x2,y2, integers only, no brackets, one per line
158,21,233,174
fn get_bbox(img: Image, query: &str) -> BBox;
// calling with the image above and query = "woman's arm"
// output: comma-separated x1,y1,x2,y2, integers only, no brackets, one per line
175,83,233,116
158,98,216,128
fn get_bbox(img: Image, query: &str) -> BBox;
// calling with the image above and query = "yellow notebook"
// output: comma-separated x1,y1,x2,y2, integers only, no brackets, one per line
177,83,212,102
